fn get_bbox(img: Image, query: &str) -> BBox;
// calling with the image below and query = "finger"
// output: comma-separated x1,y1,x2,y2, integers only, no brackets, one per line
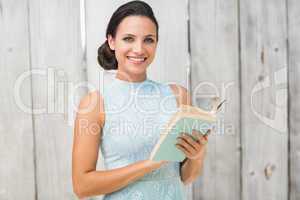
179,133,201,151
175,143,193,157
176,137,195,155
199,137,208,145
191,130,204,142
203,131,210,140
204,129,212,136
190,131,208,148
191,131,206,146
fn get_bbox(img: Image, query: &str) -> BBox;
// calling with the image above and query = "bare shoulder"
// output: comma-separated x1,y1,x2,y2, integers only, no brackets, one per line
168,84,191,106
78,90,102,109
76,90,105,130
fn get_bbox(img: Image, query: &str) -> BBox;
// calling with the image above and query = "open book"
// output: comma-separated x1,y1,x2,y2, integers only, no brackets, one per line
149,98,225,162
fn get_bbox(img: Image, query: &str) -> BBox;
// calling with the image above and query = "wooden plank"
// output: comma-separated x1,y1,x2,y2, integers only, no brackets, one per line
240,0,288,199
85,0,189,199
28,0,86,199
189,0,240,199
0,0,36,199
146,0,189,86
287,0,300,199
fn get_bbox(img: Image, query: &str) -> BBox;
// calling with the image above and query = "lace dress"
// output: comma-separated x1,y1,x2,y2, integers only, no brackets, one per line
100,77,187,200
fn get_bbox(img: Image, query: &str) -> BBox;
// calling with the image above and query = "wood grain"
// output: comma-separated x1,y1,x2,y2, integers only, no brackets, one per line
240,0,288,199
1,0,297,199
0,0,36,199
189,0,241,199
28,0,86,199
287,0,300,199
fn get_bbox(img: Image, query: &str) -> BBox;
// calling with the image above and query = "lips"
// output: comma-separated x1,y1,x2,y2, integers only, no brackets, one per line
127,56,147,64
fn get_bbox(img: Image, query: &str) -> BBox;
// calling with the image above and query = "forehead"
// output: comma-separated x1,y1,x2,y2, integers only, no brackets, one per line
116,16,157,37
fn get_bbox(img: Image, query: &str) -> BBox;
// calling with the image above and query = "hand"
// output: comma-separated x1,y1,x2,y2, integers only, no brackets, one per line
175,129,211,160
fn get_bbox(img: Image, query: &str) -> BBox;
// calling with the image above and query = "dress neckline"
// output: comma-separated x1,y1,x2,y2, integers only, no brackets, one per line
114,76,149,86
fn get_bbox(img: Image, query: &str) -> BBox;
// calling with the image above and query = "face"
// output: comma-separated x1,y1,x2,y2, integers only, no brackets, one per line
107,16,158,78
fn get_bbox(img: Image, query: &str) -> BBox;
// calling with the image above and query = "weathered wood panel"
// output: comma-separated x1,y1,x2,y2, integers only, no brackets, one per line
240,0,288,199
1,0,296,199
0,0,36,199
287,0,300,199
146,0,189,87
28,0,86,199
189,0,240,199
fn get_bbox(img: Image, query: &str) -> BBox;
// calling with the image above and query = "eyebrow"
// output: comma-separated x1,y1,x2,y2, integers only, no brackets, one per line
123,33,156,38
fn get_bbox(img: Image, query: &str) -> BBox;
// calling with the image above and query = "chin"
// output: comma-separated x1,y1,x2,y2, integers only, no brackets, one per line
127,65,148,75
129,68,147,76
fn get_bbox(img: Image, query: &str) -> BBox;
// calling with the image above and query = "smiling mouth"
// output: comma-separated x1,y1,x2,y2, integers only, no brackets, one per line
127,56,147,63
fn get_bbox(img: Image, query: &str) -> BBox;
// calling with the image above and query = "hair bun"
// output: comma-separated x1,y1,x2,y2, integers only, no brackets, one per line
97,41,118,70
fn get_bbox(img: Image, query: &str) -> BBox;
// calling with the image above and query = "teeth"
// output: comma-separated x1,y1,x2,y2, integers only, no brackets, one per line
128,57,146,62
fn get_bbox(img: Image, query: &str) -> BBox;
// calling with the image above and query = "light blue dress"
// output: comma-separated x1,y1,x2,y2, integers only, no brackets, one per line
100,77,187,200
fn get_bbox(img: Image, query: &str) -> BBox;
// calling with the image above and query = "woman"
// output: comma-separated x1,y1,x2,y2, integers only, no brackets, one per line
72,1,209,199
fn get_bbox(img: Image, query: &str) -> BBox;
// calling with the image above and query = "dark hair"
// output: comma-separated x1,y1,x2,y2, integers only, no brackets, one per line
97,0,159,70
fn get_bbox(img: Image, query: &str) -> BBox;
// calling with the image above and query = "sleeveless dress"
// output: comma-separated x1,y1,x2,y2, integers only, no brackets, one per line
100,77,187,200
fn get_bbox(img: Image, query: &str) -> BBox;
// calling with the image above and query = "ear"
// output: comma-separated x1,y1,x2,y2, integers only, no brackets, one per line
107,35,115,51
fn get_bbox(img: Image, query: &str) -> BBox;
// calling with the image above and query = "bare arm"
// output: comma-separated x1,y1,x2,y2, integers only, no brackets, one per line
72,91,166,199
169,84,208,185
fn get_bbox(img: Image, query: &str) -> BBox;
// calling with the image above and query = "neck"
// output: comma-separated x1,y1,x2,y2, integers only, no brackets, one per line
115,71,147,83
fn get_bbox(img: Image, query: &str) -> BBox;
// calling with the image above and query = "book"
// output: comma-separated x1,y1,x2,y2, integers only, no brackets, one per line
149,98,225,162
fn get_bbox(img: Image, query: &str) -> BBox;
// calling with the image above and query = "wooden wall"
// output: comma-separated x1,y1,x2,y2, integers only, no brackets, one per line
0,0,299,200
288,0,300,200
0,1,36,199
28,0,86,199
240,0,288,200
1,0,86,199
189,0,240,199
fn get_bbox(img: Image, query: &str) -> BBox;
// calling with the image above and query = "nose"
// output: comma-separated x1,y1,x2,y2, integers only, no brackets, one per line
132,41,144,54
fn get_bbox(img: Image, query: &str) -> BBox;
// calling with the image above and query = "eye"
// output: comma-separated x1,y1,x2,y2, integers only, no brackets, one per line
144,37,155,43
123,37,134,42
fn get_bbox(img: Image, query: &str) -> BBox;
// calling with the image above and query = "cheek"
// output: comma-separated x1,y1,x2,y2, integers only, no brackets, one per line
114,46,129,61
146,46,157,58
